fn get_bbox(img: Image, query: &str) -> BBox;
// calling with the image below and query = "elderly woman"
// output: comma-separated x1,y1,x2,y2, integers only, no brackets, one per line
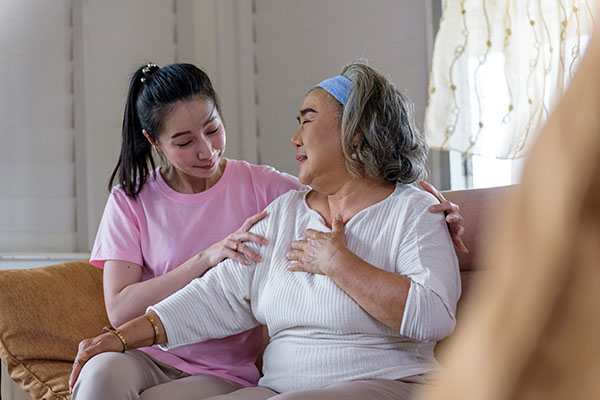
70,62,460,400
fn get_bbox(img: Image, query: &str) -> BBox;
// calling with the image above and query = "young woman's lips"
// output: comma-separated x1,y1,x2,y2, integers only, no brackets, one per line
197,160,216,169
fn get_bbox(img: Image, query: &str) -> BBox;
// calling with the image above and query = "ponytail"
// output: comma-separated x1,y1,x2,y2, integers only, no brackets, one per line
108,62,219,198
108,66,157,198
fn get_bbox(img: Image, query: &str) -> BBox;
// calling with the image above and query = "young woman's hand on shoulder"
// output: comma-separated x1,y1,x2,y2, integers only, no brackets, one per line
201,210,269,267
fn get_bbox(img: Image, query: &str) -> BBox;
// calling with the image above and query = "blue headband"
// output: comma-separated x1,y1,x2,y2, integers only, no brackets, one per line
315,75,353,106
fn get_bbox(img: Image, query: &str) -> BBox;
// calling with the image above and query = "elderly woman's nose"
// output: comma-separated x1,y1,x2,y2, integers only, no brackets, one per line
291,128,302,147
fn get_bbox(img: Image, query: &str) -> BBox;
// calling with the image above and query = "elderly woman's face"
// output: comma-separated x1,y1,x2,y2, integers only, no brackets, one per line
291,88,348,189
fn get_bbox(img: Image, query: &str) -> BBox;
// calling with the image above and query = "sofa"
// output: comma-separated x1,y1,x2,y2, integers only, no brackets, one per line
0,185,512,400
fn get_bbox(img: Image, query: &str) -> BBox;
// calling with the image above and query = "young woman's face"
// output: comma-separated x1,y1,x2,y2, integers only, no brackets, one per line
291,88,348,190
156,96,226,180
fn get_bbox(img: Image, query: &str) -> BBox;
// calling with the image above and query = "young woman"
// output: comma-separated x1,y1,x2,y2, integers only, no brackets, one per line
72,62,465,400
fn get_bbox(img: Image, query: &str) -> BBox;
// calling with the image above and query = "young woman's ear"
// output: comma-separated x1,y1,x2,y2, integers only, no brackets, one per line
142,129,161,153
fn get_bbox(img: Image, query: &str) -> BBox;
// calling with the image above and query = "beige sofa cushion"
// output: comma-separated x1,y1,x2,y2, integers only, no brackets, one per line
0,260,107,400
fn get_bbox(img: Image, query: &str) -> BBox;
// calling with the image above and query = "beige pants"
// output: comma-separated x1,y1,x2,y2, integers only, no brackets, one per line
72,349,244,400
73,349,428,400
200,374,429,400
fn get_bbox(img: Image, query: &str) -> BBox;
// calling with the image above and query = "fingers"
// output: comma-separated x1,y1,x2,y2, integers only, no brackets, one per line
285,248,305,272
451,225,469,254
286,249,307,272
69,340,95,392
452,233,469,254
446,213,463,224
234,231,269,246
332,214,345,233
69,360,82,392
290,239,310,251
241,210,267,231
236,243,263,263
426,193,468,253
226,228,268,256
69,332,128,392
224,230,269,266
428,201,455,214
224,247,252,265
419,180,446,203
287,263,306,272
286,247,303,261
428,200,463,224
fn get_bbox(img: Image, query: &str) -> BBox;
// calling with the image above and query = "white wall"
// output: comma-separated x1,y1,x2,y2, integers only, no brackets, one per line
253,0,431,175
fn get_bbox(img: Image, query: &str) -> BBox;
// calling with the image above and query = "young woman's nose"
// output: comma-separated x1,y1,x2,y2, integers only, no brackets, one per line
196,136,213,159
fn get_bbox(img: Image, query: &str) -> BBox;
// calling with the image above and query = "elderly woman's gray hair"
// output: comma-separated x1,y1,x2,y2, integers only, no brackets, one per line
338,62,428,184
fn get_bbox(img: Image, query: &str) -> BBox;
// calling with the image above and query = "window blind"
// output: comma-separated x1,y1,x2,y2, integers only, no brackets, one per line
0,0,76,252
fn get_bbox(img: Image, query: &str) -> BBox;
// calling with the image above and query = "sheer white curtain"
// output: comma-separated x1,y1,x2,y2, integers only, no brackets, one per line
426,0,596,159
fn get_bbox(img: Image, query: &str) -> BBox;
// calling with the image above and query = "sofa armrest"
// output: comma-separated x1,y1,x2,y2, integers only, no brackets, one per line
0,260,108,400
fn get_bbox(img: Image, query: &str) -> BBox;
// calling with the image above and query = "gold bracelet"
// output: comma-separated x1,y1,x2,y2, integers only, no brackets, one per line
147,316,160,346
102,326,127,352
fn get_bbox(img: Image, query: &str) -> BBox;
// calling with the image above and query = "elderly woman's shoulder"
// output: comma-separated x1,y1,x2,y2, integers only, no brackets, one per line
263,187,311,212
394,183,441,209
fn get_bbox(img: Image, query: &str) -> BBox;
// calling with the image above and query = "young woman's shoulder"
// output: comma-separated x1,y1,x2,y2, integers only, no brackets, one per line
233,159,301,184
228,159,307,205
108,168,162,203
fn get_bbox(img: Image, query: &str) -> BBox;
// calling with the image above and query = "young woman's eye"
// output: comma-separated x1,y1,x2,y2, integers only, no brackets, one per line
206,126,219,135
176,141,192,148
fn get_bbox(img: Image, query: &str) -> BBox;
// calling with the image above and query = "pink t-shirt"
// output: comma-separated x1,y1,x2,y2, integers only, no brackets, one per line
90,159,305,386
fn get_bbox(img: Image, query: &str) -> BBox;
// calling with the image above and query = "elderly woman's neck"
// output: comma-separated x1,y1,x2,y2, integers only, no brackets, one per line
308,177,395,227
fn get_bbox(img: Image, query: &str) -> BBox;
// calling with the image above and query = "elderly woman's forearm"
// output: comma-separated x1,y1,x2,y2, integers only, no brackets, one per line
113,310,168,349
327,249,411,331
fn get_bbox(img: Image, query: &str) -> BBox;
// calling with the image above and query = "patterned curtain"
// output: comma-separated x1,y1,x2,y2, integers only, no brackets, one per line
425,0,596,159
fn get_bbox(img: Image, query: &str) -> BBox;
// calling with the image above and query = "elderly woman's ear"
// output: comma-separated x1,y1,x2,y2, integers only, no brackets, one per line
351,133,361,148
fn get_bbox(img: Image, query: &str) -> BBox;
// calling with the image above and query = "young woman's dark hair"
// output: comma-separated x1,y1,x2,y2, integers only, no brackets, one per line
109,63,222,198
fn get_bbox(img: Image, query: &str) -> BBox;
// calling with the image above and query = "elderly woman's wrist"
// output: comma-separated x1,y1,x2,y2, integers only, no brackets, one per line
111,314,162,350
101,326,128,351
326,247,353,277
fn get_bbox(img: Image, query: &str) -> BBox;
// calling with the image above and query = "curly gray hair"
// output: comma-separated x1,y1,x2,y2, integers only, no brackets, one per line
327,62,428,184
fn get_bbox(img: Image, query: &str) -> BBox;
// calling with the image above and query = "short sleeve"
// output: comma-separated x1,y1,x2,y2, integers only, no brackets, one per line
90,188,143,268
249,165,307,209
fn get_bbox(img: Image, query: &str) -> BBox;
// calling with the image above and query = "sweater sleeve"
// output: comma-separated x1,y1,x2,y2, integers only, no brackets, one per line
147,218,270,350
397,198,462,342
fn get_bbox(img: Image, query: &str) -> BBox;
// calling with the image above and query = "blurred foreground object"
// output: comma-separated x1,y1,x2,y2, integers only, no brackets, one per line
418,10,600,400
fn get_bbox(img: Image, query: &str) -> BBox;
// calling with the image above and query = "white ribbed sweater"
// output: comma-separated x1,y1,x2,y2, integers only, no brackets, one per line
150,185,461,393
